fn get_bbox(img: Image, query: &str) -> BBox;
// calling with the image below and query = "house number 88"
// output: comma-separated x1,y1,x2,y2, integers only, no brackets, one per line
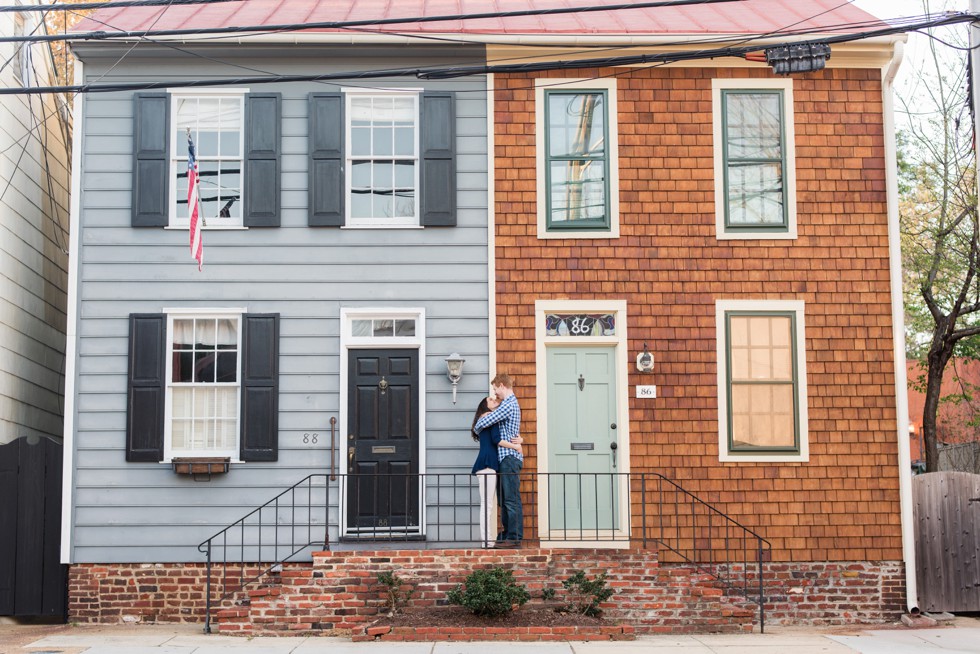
302,433,319,444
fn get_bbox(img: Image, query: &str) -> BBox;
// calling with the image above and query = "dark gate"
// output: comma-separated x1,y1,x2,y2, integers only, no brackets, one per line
0,436,67,618
913,471,980,612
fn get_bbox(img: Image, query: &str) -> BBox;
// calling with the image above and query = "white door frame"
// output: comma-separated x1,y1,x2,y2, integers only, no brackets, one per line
339,307,426,537
534,299,631,547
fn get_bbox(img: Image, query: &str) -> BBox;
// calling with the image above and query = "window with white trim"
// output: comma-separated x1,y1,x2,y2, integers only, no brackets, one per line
346,91,420,226
170,91,245,227
712,79,797,240
716,300,808,462
166,313,241,458
535,78,620,239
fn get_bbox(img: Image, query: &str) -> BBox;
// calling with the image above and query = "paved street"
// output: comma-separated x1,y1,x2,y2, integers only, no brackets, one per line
3,619,980,654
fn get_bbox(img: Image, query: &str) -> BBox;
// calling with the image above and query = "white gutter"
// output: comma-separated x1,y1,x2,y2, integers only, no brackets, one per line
881,39,917,615
486,73,497,381
60,56,83,565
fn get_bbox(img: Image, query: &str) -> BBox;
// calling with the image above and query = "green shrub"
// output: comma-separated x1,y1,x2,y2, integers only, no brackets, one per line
541,587,556,601
377,571,412,615
447,567,530,617
561,571,614,617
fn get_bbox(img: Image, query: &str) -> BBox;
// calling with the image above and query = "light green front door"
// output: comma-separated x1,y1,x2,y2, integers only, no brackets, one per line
547,346,619,533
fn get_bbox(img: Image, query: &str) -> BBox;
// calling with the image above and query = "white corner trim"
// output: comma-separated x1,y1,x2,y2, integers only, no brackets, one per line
60,57,84,565
882,41,917,614
487,73,498,381
711,78,798,241
715,299,809,463
534,78,620,240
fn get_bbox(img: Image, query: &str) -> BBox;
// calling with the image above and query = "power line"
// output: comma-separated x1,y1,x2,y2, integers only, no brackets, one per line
1,11,973,96
0,0,242,12
0,0,748,44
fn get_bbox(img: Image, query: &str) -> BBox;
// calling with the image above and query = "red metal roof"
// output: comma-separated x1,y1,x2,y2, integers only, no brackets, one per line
75,0,886,38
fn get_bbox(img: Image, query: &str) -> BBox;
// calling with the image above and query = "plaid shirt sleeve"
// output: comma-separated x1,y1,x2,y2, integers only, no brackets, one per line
473,395,519,436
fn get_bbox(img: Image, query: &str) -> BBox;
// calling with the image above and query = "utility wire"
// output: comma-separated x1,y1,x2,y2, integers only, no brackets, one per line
0,0,748,43
2,11,974,96
0,0,242,12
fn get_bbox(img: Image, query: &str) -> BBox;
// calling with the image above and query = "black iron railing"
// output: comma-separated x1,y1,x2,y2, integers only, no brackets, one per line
198,471,770,633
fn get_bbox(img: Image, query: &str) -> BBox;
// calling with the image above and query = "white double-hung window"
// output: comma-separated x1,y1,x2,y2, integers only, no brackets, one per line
164,311,242,459
345,90,420,227
170,90,246,227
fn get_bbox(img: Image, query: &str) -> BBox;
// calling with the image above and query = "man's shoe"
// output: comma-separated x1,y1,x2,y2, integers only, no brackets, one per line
496,540,519,549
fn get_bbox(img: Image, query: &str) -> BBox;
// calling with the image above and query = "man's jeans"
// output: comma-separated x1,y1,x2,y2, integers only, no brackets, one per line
497,455,523,542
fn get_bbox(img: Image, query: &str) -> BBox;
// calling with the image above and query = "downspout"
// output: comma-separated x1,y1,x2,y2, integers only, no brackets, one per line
487,72,497,381
881,39,918,615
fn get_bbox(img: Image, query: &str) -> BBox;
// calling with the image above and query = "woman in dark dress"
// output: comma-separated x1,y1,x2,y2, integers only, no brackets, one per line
471,396,521,548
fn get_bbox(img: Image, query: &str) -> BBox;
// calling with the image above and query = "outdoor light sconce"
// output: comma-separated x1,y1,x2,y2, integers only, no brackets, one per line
445,353,465,404
636,343,654,373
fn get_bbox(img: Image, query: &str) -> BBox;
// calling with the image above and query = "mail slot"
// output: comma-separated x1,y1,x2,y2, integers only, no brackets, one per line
570,443,594,451
371,446,397,454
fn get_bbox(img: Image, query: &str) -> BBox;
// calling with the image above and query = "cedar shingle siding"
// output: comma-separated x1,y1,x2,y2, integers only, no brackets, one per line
493,67,900,563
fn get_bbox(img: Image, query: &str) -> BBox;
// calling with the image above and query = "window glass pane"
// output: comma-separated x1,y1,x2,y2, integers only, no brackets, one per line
171,419,189,450
770,316,791,346
352,320,372,337
215,419,237,450
351,192,371,218
173,352,194,382
375,162,393,188
374,127,393,156
216,319,237,348
351,127,371,156
195,319,216,347
373,192,393,219
393,190,415,218
373,320,394,337
216,352,237,382
215,387,237,418
220,130,239,157
391,96,415,121
394,161,414,188
549,93,605,158
730,347,750,381
350,97,372,125
194,351,216,383
749,346,772,380
172,387,192,419
351,162,371,188
395,320,416,337
549,160,606,223
173,320,194,349
727,163,784,226
726,92,781,160
394,127,414,156
175,97,197,131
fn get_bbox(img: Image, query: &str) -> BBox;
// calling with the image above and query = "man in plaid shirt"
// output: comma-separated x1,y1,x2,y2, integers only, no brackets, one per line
473,373,523,547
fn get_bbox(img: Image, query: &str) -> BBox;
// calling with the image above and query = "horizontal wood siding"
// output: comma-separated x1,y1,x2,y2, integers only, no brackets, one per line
70,49,488,562
0,13,71,445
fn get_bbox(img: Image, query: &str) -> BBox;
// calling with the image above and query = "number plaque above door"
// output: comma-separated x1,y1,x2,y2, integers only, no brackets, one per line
545,313,616,337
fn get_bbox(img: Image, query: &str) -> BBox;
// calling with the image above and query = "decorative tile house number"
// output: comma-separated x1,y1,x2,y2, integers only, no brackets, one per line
545,313,616,337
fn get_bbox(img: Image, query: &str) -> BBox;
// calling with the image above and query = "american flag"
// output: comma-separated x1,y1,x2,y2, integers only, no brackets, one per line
186,130,204,271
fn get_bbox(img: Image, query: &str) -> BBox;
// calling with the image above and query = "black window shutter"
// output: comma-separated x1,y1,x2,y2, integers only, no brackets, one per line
241,313,280,461
244,93,282,227
308,93,344,226
420,92,456,226
126,314,166,462
132,93,170,227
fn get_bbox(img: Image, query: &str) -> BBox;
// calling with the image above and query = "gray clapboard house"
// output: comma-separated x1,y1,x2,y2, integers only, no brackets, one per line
63,31,490,564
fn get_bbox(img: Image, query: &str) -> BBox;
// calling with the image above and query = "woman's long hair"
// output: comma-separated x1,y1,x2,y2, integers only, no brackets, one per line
470,397,491,441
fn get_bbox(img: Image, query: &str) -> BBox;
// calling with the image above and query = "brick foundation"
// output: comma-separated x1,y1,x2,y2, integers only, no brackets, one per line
69,552,906,634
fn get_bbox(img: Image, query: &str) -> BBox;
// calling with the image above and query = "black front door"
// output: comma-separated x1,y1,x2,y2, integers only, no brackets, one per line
347,349,420,533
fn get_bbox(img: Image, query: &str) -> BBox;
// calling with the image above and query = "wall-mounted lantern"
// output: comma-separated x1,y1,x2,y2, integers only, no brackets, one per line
636,343,654,373
445,353,465,404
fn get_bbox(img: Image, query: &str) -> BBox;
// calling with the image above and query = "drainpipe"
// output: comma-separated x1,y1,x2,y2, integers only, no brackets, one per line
881,39,918,616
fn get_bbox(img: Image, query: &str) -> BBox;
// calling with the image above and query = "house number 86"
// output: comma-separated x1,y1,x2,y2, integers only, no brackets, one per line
302,433,319,445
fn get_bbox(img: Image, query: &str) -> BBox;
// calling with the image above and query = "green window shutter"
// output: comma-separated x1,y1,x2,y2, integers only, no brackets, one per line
132,93,170,227
126,314,166,462
308,93,345,226
240,313,280,462
420,92,456,227
243,93,282,227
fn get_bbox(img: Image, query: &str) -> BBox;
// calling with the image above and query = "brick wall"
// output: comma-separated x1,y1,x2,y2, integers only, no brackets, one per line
492,66,902,563
69,552,906,631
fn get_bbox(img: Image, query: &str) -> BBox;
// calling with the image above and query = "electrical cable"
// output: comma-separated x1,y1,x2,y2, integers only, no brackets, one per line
0,0,244,12
0,0,750,44
3,11,973,95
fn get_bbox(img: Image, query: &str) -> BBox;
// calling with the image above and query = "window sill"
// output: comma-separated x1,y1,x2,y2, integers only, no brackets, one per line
341,225,424,230
165,225,249,231
719,452,808,463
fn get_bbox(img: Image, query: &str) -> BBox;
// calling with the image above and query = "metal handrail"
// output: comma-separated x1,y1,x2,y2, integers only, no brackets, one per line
197,471,770,633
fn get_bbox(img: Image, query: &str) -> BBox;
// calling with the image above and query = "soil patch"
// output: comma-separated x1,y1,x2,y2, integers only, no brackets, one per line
376,603,611,629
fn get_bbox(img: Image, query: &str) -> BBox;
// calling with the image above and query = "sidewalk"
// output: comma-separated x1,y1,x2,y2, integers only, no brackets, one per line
4,619,980,654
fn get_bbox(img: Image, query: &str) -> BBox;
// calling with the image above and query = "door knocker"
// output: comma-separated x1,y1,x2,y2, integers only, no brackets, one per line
578,374,585,391
379,376,388,394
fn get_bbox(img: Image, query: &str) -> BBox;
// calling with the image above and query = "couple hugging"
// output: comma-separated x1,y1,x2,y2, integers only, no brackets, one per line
469,373,523,549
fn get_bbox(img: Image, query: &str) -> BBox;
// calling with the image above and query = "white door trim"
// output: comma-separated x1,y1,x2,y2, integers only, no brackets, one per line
339,307,426,537
534,299,630,547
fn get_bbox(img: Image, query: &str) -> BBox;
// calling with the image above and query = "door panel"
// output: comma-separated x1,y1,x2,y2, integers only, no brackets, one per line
547,346,618,532
347,349,420,533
